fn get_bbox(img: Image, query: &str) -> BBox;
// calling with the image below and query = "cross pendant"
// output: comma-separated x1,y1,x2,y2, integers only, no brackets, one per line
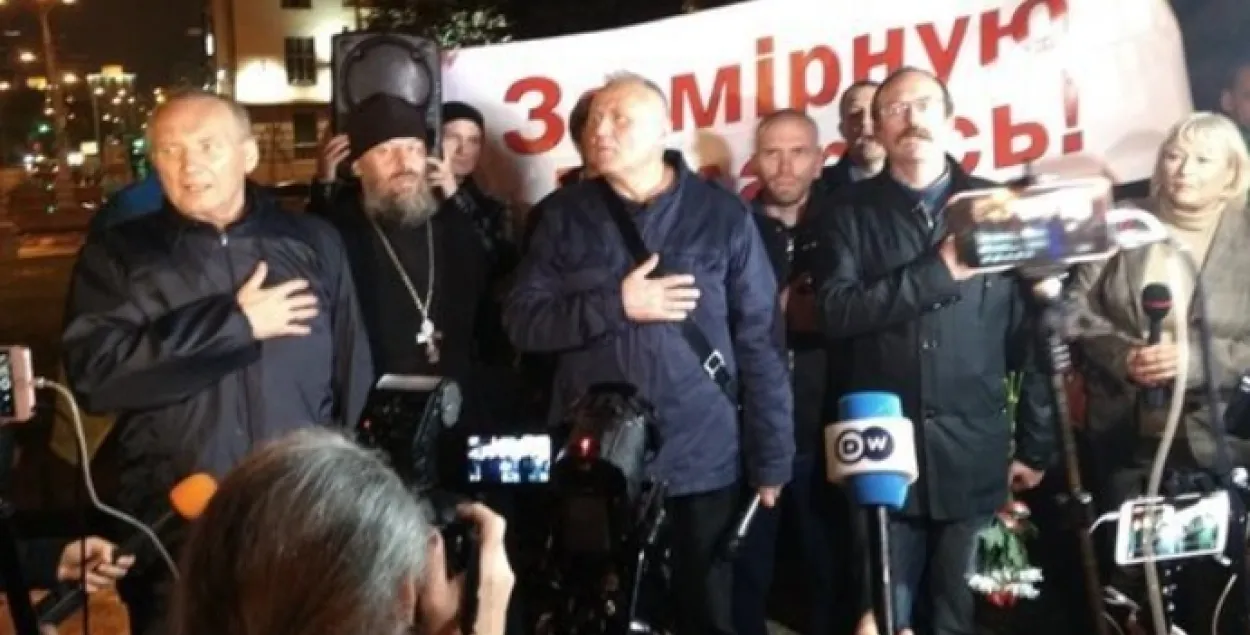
415,318,443,364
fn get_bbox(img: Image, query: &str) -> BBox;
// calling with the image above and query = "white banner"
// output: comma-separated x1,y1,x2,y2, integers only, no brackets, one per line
442,0,1191,206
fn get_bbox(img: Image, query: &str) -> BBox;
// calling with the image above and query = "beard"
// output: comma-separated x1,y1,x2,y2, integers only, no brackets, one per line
363,174,440,227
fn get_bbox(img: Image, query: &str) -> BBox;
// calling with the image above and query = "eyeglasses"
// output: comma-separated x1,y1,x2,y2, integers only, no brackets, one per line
879,97,938,118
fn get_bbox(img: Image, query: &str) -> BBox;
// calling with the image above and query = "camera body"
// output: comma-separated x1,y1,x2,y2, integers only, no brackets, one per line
532,382,670,635
355,374,475,574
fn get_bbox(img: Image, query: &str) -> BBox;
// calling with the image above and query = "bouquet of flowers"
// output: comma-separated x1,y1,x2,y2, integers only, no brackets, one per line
968,499,1044,608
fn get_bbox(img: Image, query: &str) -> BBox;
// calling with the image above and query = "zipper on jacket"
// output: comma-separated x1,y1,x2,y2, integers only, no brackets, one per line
220,231,256,447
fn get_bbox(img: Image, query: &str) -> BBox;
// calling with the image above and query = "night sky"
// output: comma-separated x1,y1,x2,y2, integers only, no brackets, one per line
45,0,204,90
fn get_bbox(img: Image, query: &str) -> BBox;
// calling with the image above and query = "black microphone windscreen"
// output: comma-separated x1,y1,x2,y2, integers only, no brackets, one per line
1141,283,1172,319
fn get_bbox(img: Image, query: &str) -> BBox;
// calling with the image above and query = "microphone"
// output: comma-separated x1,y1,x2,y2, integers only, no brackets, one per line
826,392,919,635
1140,284,1173,410
36,473,217,626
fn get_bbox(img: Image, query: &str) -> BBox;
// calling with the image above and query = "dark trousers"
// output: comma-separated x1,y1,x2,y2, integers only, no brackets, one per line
733,454,853,635
667,483,739,635
868,515,987,635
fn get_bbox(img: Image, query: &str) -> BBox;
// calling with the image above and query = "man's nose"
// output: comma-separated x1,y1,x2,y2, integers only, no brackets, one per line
859,116,875,137
593,117,614,138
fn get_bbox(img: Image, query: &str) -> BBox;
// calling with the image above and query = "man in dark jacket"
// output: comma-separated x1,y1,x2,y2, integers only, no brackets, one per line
811,68,1054,635
734,108,853,635
61,90,373,635
505,72,793,635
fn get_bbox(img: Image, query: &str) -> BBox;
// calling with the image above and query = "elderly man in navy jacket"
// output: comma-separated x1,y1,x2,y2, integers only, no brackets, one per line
506,72,793,635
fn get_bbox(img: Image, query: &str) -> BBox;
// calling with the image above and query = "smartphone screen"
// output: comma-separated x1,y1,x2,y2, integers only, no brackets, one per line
466,434,552,485
948,178,1115,273
1115,491,1229,565
0,350,15,419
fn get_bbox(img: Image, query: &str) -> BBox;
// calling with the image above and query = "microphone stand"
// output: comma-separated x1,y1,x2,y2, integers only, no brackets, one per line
868,506,897,635
0,497,42,635
1023,269,1109,635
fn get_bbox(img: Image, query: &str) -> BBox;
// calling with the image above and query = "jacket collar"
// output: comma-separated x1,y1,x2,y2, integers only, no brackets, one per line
160,181,276,239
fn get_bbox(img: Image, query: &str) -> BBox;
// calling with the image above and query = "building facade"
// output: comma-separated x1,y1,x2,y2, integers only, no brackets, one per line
207,0,368,184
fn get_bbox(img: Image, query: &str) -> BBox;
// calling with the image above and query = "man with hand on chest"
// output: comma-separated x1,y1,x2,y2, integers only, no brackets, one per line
311,94,490,382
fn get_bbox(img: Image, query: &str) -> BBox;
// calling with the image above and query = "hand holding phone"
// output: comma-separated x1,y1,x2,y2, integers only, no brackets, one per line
0,345,35,425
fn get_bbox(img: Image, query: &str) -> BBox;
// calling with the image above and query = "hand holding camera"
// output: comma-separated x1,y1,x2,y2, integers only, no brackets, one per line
418,502,514,635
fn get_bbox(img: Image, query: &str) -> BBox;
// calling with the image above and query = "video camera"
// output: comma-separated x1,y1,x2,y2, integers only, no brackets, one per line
354,374,480,629
532,382,670,635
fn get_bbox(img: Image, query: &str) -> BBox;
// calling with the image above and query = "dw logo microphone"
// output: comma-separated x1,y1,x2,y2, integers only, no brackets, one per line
825,391,920,635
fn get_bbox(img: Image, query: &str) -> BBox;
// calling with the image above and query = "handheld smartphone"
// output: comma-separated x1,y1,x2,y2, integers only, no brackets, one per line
466,433,553,485
946,177,1116,273
0,345,35,425
1113,490,1231,566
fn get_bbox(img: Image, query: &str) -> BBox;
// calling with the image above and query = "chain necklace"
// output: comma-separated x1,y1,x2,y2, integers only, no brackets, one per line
369,218,442,364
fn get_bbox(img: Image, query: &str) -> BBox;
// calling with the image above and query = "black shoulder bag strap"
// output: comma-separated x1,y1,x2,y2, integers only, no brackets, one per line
596,181,740,406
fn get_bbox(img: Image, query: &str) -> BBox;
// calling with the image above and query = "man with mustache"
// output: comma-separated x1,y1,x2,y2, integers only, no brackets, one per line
810,67,1055,635
820,80,886,192
312,93,490,383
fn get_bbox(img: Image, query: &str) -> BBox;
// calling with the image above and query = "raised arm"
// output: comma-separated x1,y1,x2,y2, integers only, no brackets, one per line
503,202,628,353
61,240,260,413
812,210,962,339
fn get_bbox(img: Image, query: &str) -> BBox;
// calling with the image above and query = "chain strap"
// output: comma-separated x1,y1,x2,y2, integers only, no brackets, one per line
368,219,435,320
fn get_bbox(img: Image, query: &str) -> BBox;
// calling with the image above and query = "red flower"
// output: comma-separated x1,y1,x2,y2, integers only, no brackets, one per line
988,591,1018,608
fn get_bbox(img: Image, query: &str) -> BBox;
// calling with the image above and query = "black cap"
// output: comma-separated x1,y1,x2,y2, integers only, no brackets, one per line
442,101,484,132
345,93,429,164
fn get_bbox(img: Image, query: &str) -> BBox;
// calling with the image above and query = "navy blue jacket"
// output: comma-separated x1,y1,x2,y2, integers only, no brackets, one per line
505,156,794,496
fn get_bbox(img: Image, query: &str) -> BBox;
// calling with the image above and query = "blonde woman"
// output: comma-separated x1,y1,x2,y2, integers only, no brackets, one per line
1070,111,1250,635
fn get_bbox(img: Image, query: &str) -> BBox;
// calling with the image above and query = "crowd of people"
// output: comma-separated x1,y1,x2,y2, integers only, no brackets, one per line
11,51,1250,635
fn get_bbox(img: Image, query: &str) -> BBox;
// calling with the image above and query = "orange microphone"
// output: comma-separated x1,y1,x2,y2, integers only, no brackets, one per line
35,474,218,626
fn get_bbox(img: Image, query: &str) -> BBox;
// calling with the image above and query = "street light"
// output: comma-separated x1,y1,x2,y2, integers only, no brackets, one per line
30,0,76,209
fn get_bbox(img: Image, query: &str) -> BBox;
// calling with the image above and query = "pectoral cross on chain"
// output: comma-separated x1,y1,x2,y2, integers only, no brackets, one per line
416,317,443,364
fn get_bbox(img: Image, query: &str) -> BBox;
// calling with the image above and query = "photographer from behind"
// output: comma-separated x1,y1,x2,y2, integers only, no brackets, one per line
170,428,513,635
505,71,794,635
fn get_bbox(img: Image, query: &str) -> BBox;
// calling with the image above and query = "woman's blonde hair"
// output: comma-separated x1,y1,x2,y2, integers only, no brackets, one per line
1150,111,1250,201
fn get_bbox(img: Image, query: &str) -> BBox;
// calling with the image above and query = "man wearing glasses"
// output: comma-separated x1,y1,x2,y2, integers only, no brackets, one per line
809,67,1055,635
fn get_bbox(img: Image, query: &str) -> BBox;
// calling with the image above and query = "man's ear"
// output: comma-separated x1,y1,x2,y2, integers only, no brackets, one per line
242,137,259,174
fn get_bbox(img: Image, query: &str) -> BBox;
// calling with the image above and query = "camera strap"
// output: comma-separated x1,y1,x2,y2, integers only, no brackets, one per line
597,180,740,408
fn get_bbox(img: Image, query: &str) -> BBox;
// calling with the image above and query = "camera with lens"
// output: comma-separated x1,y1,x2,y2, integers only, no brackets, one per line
531,382,670,635
355,373,479,615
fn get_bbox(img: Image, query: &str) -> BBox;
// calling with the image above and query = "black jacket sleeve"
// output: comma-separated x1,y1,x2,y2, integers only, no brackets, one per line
1007,277,1057,469
323,228,374,428
306,179,339,218
813,206,962,339
61,239,262,414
